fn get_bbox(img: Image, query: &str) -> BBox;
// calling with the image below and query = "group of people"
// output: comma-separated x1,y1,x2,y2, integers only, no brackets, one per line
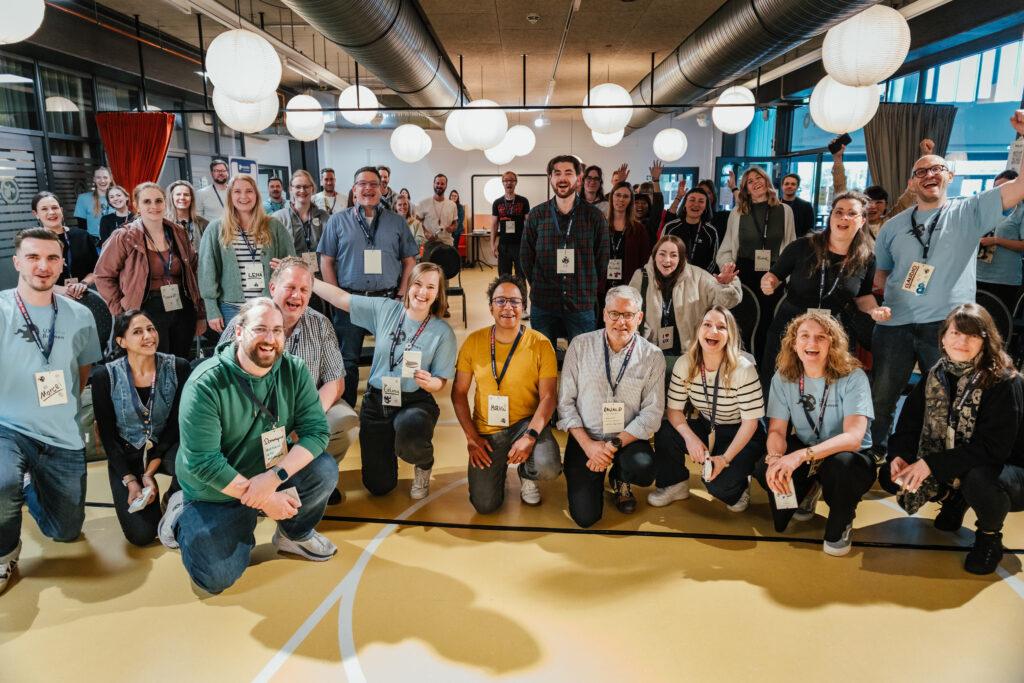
3,111,1024,597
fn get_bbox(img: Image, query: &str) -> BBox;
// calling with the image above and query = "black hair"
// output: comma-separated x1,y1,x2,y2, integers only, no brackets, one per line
547,155,582,176
682,187,713,223
321,167,335,175
995,169,1019,183
485,273,528,303
864,185,890,204
353,166,381,182
107,309,154,362
782,173,801,184
433,173,448,182
31,191,59,212
209,159,228,172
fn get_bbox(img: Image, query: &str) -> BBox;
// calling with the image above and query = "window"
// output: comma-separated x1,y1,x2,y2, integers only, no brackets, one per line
924,38,1024,105
96,81,140,112
885,72,919,103
745,108,776,156
789,104,867,153
0,54,39,130
39,66,93,138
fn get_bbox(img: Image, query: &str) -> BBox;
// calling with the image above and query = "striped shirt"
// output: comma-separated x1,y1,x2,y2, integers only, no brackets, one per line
667,354,764,424
232,231,264,300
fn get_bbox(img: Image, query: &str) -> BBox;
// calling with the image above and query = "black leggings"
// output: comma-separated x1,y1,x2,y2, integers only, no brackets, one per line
141,290,197,359
358,386,440,496
563,434,655,528
106,456,179,546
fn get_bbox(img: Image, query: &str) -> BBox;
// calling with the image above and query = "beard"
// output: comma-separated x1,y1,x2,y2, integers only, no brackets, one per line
552,183,575,199
245,340,282,368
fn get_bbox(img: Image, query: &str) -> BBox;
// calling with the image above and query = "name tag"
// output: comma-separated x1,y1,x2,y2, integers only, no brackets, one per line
658,326,674,350
302,251,320,274
602,401,625,435
774,488,798,510
364,249,383,275
261,426,287,469
382,376,402,407
607,258,623,280
556,248,575,274
402,350,422,378
35,369,68,408
241,262,265,290
901,261,934,296
807,308,831,318
487,394,510,427
754,249,772,272
160,284,183,312
978,245,995,263
702,456,713,481
947,425,956,450
312,217,321,227
502,219,515,235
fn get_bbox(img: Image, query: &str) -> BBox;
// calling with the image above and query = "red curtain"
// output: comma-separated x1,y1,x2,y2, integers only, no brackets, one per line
95,112,176,198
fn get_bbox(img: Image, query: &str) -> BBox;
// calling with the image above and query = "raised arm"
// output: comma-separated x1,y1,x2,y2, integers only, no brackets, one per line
312,278,353,311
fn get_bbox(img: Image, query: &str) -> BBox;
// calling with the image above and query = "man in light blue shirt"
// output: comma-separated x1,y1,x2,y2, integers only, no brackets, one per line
977,169,1024,314
871,111,1024,456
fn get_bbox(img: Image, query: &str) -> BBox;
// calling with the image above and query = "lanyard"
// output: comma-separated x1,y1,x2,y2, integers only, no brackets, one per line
490,325,524,391
798,376,830,443
57,230,72,276
610,230,625,257
238,228,258,262
214,187,224,207
143,225,176,281
909,206,945,262
817,262,842,308
14,291,58,364
129,365,158,438
324,193,337,213
938,370,981,428
699,364,721,428
178,219,194,243
293,206,314,250
603,333,637,398
552,198,576,247
388,312,431,370
231,370,279,428
354,207,380,247
751,204,771,248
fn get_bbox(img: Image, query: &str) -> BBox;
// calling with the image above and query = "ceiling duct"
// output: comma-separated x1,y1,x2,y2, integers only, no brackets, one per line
625,0,880,133
281,0,468,126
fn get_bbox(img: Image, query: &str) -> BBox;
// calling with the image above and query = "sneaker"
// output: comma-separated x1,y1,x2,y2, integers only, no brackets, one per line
727,487,750,513
0,541,21,595
272,528,337,562
327,488,345,506
614,480,637,514
410,466,431,500
647,481,690,507
823,524,853,557
869,447,886,467
934,491,969,532
792,482,822,522
964,531,1003,575
519,475,541,506
157,490,185,549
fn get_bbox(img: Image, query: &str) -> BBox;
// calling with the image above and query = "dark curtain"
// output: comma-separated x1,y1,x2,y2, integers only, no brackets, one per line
96,112,175,195
864,103,958,197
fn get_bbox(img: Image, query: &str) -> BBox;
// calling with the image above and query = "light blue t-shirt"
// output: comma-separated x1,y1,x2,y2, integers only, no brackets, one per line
977,204,1024,286
875,188,1006,325
766,369,874,451
317,206,418,292
0,290,102,450
350,295,457,392
73,192,112,238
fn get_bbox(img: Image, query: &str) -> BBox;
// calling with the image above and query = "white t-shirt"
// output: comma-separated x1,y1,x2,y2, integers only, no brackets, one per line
416,197,457,246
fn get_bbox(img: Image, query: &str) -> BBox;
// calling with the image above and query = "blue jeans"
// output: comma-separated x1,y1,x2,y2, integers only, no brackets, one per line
175,452,338,594
870,321,943,452
333,307,372,407
530,305,596,348
219,302,242,328
0,425,86,556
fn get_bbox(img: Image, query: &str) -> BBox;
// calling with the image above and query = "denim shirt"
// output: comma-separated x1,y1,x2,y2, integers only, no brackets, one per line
108,352,178,449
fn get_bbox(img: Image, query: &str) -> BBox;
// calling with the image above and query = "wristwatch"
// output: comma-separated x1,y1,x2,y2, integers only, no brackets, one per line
272,465,289,482
525,428,540,440
609,436,623,450
803,446,816,464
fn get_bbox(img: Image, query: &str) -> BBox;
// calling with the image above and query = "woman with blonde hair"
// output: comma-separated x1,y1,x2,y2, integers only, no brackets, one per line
166,180,209,253
754,312,875,557
99,185,133,244
74,165,115,237
394,194,426,247
197,174,294,332
650,305,766,511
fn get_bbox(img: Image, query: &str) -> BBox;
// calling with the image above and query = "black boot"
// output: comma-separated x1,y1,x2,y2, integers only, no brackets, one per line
934,490,969,532
964,530,1003,575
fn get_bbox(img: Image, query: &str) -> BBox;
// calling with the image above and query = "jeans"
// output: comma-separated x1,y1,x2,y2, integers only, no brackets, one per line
106,456,179,547
870,322,942,452
333,307,372,407
176,452,338,594
563,434,656,528
468,419,562,514
961,464,1024,533
359,387,440,496
530,305,596,348
0,425,86,556
498,240,523,277
219,302,242,328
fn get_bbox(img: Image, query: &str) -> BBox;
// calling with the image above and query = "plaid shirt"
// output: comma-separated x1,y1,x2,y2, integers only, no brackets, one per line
520,198,609,313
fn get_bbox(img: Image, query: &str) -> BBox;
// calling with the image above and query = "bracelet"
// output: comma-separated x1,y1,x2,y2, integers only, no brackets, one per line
804,446,816,463
122,475,137,487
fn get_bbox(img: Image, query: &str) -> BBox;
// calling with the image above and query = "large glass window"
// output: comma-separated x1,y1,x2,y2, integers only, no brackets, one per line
744,107,776,156
39,66,93,138
0,54,39,130
96,81,140,112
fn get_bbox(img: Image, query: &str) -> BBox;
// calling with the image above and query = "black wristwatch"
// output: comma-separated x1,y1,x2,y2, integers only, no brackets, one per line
525,427,540,440
272,465,289,482
609,436,623,450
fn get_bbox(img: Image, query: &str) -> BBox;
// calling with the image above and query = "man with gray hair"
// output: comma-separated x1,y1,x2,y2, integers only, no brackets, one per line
160,296,338,594
558,285,665,526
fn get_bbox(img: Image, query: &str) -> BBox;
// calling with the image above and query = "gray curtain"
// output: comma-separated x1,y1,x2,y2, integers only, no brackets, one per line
864,103,958,196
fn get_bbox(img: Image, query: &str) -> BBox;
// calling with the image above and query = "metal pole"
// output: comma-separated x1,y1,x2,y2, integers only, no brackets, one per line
134,15,148,109
586,53,591,105
459,54,464,107
355,62,361,107
522,54,527,107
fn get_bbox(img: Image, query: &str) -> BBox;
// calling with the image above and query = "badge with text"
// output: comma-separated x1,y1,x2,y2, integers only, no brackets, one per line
502,219,515,235
978,244,995,263
606,258,623,280
487,394,510,427
658,326,674,350
402,350,422,378
702,456,713,482
774,488,798,510
364,249,383,275
261,426,287,469
901,261,934,296
160,284,183,312
556,248,575,274
241,262,265,290
301,251,320,273
35,369,68,408
602,401,625,434
754,249,772,272
382,376,402,407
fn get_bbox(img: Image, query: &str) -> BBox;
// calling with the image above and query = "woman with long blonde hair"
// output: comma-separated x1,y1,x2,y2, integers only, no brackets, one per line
197,174,294,333
74,165,115,237
166,180,209,253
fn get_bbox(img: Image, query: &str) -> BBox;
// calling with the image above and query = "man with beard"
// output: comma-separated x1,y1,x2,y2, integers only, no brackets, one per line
313,168,345,216
160,297,336,595
779,174,816,237
195,159,229,222
377,166,396,211
0,228,102,595
264,177,286,214
416,173,457,258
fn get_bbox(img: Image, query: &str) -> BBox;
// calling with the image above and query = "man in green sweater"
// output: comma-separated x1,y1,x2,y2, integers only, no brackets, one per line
158,297,337,594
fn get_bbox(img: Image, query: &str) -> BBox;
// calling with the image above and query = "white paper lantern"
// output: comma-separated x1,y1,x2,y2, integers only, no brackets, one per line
809,75,880,134
484,142,515,165
338,85,378,125
391,124,432,163
505,124,536,157
205,29,281,103
45,96,79,113
444,110,474,151
285,95,325,141
592,129,623,148
212,89,278,134
652,128,688,162
711,86,756,134
1,0,45,45
822,6,911,87
459,99,508,150
582,83,633,134
484,177,504,203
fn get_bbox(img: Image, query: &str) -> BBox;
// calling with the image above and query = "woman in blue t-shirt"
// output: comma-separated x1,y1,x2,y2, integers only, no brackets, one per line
313,262,457,501
73,166,115,237
753,311,876,557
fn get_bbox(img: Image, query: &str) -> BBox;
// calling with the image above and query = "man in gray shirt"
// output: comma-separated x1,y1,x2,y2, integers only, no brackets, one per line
558,285,665,526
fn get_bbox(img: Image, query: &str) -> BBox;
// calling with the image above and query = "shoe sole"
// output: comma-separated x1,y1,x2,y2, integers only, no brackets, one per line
823,543,852,557
157,495,184,549
520,494,542,506
647,494,689,507
410,489,429,500
273,532,337,562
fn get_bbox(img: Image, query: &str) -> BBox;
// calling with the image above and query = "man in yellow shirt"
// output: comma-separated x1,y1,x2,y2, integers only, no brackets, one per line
452,275,561,511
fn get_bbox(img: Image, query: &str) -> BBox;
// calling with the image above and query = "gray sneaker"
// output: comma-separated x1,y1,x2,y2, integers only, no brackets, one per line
823,524,854,557
519,475,541,506
792,482,822,522
0,540,21,596
726,487,750,513
410,466,431,500
157,490,185,549
272,528,337,562
647,481,690,507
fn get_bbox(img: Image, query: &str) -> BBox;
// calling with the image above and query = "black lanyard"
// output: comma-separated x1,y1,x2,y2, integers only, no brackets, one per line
324,193,337,213
604,334,637,398
238,228,258,262
818,262,842,308
939,370,981,428
700,364,721,428
610,230,625,258
213,187,224,207
909,206,945,262
178,220,194,243
798,376,830,443
129,364,158,439
751,204,771,249
293,206,314,251
15,291,57,364
143,225,176,281
231,370,279,428
57,230,72,276
388,312,431,371
490,325,524,390
355,207,380,248
553,198,576,247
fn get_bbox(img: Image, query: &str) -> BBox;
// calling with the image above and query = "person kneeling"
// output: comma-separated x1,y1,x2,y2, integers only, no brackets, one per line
881,303,1024,575
159,297,337,595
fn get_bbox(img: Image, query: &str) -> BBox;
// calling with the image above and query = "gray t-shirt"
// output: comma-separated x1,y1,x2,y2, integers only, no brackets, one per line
767,369,874,451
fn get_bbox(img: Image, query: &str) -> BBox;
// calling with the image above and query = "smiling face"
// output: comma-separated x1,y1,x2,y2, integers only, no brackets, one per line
290,174,314,204
449,190,460,204
829,197,866,240
230,177,258,215
236,304,285,369
910,155,952,203
394,196,411,218
744,171,768,199
171,184,193,212
433,175,448,197
866,197,887,222
489,282,524,330
655,241,680,277
107,187,128,211
794,319,831,369
684,191,707,221
322,171,336,194
379,167,390,190
353,171,381,209
14,236,63,292
406,269,440,315
942,321,984,363
550,162,579,200
267,179,284,201
603,294,642,348
269,265,313,326
136,187,165,223
781,176,798,200
611,186,632,215
583,170,601,197
116,314,159,356
33,196,63,229
211,163,229,185
698,309,729,355
93,168,112,193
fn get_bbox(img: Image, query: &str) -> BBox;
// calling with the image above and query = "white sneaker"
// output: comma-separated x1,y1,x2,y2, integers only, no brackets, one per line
823,524,853,557
792,482,822,522
272,528,337,562
410,466,431,500
647,481,690,507
519,475,541,506
727,487,750,513
0,541,21,595
157,490,185,549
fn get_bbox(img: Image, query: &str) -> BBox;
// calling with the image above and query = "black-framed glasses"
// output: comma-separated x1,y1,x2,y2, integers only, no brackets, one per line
911,164,948,178
491,297,523,308
606,310,638,322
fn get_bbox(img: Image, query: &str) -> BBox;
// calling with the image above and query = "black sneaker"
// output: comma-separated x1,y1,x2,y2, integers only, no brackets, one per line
869,447,886,467
614,480,637,514
934,491,969,532
965,531,1003,575
328,488,344,506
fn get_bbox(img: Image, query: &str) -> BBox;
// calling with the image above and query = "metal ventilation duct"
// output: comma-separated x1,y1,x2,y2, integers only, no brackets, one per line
281,0,467,126
625,0,880,133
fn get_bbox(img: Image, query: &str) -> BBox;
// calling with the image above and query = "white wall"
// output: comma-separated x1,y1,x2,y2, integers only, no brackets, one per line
241,134,292,168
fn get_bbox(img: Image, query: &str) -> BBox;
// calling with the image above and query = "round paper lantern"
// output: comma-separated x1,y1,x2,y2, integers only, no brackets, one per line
484,141,515,166
484,177,504,203
822,6,910,87
582,83,633,134
445,110,474,151
505,124,536,157
652,128,688,162
459,100,508,150
338,85,378,125
592,129,623,148
45,96,79,113
285,95,324,141
205,29,281,103
809,75,880,134
711,86,756,134
212,89,278,134
390,124,431,163
1,0,45,45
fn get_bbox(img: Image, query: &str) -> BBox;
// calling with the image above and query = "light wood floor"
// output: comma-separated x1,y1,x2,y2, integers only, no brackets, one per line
3,265,1024,682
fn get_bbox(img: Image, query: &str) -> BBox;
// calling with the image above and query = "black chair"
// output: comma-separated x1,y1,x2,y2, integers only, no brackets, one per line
731,283,761,357
977,288,1012,347
78,288,113,356
425,243,466,327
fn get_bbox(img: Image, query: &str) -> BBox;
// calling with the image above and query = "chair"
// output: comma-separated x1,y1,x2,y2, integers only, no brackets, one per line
425,243,466,327
78,288,113,356
977,288,1012,347
731,283,761,357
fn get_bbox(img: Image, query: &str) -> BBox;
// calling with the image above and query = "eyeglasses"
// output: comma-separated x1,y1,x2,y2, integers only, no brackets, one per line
354,181,380,189
491,297,523,308
247,326,285,338
584,175,601,182
606,310,638,322
830,210,863,220
911,164,948,179
291,184,314,191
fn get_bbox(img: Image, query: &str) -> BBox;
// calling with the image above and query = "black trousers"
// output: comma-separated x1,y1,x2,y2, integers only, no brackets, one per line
563,434,655,528
737,260,781,360
653,418,765,506
498,239,522,277
752,434,875,542
359,386,440,496
105,454,178,546
141,290,197,360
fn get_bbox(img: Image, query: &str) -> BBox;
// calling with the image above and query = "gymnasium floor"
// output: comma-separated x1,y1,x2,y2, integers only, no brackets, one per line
3,265,1024,682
